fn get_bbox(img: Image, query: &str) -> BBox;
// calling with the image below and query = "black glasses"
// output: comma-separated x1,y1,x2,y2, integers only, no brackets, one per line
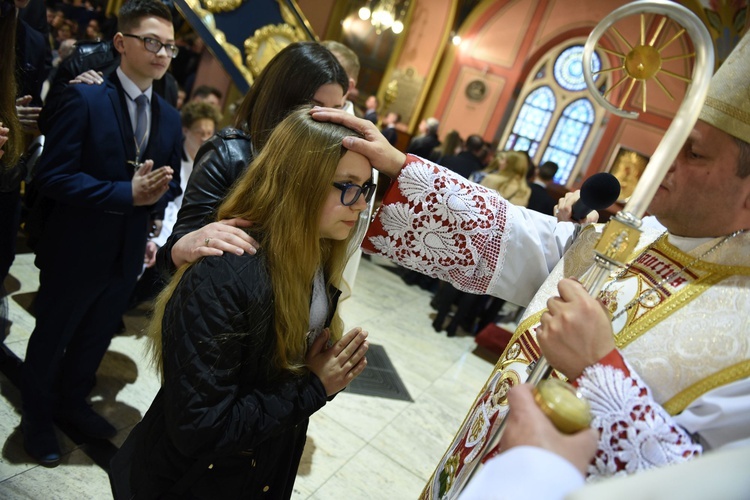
332,181,376,206
122,34,179,58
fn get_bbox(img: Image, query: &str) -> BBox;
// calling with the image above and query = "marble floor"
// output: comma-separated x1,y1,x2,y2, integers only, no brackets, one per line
0,250,513,499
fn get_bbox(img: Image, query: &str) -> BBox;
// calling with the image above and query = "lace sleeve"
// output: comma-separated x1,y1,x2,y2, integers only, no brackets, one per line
362,155,570,303
577,351,702,480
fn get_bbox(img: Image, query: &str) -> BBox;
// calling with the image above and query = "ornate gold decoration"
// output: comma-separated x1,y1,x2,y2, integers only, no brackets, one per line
184,0,212,21
201,0,243,14
611,234,750,348
179,0,253,85
594,14,695,113
244,23,304,77
384,78,399,107
663,359,750,415
594,218,641,262
276,0,317,41
215,30,254,85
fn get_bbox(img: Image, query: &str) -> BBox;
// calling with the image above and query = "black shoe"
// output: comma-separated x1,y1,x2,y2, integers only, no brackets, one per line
22,420,61,467
432,317,445,332
56,405,117,440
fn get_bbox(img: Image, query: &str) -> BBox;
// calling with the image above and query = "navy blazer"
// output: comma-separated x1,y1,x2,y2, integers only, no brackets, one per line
16,19,50,106
34,72,182,279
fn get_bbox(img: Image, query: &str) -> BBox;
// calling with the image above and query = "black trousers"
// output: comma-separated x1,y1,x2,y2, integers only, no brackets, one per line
22,260,136,426
0,187,21,285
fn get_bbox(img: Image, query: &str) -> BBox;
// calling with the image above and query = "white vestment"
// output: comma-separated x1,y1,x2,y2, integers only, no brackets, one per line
362,155,750,496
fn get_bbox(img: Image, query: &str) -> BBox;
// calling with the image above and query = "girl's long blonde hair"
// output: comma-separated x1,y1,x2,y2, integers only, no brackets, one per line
149,107,364,376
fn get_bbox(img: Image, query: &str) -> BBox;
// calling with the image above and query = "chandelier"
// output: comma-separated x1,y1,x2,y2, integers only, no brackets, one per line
358,0,410,35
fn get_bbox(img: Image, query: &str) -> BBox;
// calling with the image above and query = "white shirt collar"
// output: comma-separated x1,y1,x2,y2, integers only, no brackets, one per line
668,233,719,253
116,66,153,102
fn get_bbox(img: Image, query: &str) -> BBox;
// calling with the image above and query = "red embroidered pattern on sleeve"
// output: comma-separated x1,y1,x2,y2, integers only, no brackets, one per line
363,156,511,294
577,354,702,481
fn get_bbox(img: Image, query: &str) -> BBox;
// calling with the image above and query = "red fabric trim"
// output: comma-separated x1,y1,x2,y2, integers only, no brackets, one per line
598,349,629,374
573,349,629,387
362,154,427,254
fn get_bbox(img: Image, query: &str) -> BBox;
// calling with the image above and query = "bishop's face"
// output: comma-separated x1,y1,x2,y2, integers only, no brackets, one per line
648,120,750,237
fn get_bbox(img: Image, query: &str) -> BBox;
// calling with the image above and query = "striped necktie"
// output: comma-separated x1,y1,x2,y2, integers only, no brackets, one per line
134,94,149,162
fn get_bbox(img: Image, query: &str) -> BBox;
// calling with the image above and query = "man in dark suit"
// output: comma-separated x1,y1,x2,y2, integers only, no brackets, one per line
527,160,558,215
39,38,180,135
21,0,181,467
407,117,441,161
441,134,486,178
381,111,400,146
364,94,378,124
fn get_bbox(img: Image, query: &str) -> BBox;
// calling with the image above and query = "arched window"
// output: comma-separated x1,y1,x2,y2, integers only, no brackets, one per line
500,41,607,186
553,45,600,91
504,86,555,158
541,99,595,184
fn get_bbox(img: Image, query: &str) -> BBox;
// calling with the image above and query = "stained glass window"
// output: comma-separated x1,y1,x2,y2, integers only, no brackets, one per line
501,42,605,186
504,86,555,158
553,45,601,92
541,98,595,183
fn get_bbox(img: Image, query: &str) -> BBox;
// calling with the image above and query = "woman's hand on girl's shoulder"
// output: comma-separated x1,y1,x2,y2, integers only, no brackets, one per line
171,218,258,267
306,327,369,397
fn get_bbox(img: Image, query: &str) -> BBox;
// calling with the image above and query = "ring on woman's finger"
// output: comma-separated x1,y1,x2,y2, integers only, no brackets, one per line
204,237,211,246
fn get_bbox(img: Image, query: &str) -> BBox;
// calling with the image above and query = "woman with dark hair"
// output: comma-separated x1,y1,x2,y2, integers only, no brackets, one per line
156,41,349,272
112,107,372,499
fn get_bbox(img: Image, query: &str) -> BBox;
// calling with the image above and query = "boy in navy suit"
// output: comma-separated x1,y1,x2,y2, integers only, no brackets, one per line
21,0,182,466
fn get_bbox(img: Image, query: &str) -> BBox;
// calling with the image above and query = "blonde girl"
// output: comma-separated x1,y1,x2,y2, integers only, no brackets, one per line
112,107,373,500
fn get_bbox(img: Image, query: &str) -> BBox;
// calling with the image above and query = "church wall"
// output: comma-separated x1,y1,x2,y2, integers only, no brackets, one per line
396,0,453,77
423,0,698,187
296,0,336,38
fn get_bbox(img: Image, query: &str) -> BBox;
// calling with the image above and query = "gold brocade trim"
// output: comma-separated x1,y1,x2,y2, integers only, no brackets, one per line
663,360,750,415
417,319,540,499
704,96,750,125
513,311,545,349
421,232,749,499
614,237,750,348
654,236,750,275
614,273,726,347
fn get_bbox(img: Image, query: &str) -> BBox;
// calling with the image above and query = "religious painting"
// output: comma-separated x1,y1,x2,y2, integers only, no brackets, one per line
608,146,649,202
684,0,749,65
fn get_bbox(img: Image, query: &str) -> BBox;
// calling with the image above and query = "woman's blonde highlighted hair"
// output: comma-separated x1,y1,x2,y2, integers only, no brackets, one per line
149,107,364,376
480,151,531,207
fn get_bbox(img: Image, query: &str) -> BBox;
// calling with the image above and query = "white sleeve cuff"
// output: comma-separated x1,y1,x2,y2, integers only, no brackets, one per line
459,446,585,500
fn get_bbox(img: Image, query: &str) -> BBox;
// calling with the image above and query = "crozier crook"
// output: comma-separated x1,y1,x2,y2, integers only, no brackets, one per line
449,1,715,497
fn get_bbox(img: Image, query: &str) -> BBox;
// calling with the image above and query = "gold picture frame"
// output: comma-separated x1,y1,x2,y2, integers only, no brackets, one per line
608,146,650,202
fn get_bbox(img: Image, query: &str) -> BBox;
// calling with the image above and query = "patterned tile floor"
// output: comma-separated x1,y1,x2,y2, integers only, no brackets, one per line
0,250,506,499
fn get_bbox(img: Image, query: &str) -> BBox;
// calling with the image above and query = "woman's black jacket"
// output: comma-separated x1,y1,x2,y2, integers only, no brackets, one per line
125,251,330,499
155,127,255,274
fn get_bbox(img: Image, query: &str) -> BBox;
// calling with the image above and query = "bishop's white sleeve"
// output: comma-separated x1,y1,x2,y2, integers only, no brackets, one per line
673,377,750,450
459,446,585,500
362,155,578,306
